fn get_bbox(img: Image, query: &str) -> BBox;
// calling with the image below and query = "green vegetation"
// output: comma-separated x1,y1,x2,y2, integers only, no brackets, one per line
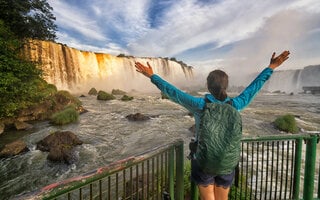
0,21,54,118
228,173,252,199
274,114,299,133
0,0,57,40
183,161,192,197
0,0,57,119
97,90,116,101
50,105,79,125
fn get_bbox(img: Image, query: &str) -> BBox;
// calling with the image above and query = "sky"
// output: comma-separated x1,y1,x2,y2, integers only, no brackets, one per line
47,0,320,79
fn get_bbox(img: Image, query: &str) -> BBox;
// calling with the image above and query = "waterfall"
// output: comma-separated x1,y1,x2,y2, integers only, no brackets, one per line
265,65,320,93
23,40,193,93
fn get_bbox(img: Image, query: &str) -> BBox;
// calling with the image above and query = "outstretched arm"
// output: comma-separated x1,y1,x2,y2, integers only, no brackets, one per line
134,62,204,112
268,50,290,70
233,50,290,111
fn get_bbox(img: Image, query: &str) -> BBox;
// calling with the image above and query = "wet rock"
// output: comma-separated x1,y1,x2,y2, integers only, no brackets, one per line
77,105,88,114
88,87,98,95
121,95,134,101
112,89,126,95
0,140,29,158
36,131,83,164
14,121,33,130
126,113,150,121
97,90,116,100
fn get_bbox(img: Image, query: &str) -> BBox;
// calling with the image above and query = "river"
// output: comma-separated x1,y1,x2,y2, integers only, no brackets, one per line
0,92,319,199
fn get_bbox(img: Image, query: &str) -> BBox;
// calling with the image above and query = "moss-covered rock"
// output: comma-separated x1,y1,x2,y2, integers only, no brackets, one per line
121,95,134,101
112,89,126,95
88,87,98,95
97,90,116,100
274,114,299,133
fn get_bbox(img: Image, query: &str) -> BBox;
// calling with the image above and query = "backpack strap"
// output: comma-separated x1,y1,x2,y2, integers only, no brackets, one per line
205,96,233,105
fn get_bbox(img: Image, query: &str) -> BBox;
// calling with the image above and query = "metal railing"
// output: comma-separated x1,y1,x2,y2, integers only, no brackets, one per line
191,134,320,200
24,140,184,200
23,134,319,200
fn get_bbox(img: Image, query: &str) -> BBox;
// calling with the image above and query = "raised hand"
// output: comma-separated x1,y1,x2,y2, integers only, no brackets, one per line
269,50,290,70
135,62,154,78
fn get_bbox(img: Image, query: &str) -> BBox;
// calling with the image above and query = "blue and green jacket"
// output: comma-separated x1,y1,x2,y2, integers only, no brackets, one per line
150,67,273,138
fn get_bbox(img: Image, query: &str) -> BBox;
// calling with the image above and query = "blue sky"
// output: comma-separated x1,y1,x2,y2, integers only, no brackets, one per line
48,0,320,75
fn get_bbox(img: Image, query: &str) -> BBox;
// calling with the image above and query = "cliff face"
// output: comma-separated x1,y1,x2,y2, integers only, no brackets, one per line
23,40,193,93
265,65,320,93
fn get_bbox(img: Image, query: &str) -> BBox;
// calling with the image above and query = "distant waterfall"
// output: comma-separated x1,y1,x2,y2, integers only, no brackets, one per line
265,65,320,93
23,40,193,93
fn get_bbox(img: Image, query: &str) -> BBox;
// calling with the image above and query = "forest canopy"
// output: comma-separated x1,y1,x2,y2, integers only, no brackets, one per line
0,0,57,40
0,0,57,118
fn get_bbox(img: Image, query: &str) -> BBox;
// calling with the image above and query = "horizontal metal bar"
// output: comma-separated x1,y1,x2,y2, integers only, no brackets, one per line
34,139,184,199
241,133,319,142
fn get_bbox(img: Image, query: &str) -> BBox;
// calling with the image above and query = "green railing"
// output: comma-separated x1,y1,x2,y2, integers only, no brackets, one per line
25,140,184,200
191,134,320,200
23,134,319,200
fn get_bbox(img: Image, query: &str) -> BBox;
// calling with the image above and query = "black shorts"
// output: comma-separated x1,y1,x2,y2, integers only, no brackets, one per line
190,159,235,188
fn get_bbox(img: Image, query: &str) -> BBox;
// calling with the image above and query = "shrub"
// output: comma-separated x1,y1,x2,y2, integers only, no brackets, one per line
274,114,299,133
50,105,79,125
97,90,116,101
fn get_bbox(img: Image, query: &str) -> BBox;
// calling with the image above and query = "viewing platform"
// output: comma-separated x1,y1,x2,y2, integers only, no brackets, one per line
302,86,320,94
21,134,320,200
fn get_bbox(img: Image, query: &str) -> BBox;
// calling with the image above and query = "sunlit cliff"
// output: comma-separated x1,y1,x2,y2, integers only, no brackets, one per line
23,40,193,93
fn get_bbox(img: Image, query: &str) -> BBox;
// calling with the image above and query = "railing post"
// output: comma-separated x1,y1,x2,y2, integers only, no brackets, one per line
191,179,199,200
318,159,320,199
175,141,184,200
169,147,175,199
303,135,317,200
293,138,302,199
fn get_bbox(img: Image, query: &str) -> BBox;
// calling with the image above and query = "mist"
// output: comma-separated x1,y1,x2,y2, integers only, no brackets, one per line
189,9,320,89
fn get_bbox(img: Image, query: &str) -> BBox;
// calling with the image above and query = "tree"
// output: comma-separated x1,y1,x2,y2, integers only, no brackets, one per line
0,0,57,40
0,20,48,118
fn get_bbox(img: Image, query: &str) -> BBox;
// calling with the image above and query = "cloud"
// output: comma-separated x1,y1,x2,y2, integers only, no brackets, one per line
49,0,320,75
213,9,320,86
127,0,297,57
48,0,107,42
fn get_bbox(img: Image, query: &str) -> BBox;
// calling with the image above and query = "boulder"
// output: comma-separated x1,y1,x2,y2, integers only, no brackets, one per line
88,87,98,96
14,121,33,130
97,90,116,101
0,140,29,158
112,89,126,95
126,113,150,121
36,131,83,164
121,95,134,101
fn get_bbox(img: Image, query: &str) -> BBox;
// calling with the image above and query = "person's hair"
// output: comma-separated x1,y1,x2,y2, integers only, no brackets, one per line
207,70,229,101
